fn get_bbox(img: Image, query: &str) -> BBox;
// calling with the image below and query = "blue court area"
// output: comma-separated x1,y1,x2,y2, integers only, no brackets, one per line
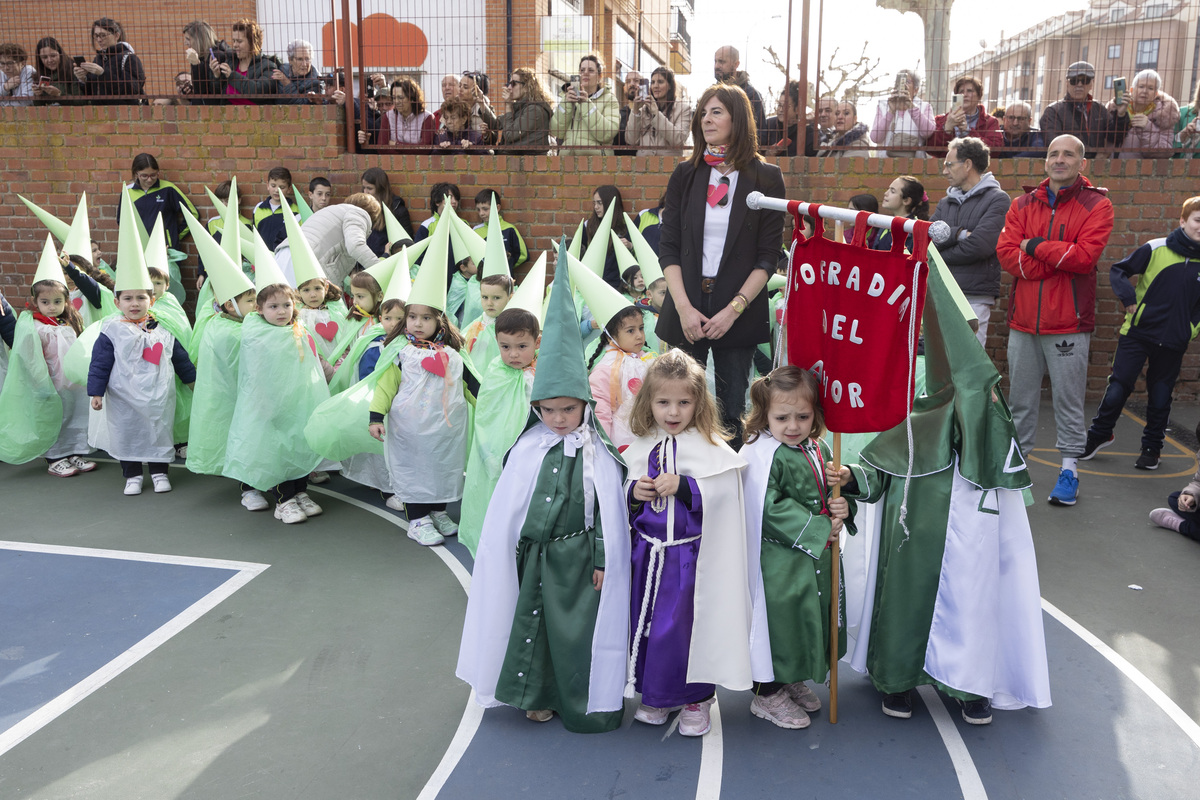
0,548,241,741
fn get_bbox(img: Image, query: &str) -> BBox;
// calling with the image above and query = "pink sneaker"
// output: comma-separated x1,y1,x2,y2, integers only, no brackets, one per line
634,704,671,725
785,681,823,713
678,698,714,736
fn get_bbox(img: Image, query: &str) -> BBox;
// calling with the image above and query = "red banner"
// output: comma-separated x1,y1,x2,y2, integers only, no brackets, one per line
784,206,929,434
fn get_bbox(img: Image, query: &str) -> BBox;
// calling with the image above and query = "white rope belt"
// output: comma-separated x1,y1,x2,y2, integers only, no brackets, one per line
624,530,701,697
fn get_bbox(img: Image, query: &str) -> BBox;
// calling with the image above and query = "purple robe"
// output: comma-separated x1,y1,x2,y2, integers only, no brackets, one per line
628,440,713,708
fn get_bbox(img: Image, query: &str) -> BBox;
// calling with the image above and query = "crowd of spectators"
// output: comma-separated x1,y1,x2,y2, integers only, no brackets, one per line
3,21,1199,159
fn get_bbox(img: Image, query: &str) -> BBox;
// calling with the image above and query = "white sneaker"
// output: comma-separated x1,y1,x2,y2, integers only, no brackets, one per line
751,690,811,729
47,458,79,478
430,510,459,536
68,455,97,473
678,698,714,736
385,495,405,511
124,476,144,496
407,516,444,546
295,492,323,517
274,498,308,524
175,445,188,459
241,490,269,511
634,704,671,725
308,470,330,484
785,681,823,713
151,473,172,493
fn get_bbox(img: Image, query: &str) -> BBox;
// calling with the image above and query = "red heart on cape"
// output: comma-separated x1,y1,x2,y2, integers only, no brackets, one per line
422,349,449,377
627,377,643,395
706,182,729,208
142,342,164,365
314,320,339,342
71,297,83,310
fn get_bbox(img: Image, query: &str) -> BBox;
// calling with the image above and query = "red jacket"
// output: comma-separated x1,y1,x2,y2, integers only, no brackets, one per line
927,109,1003,150
996,176,1113,335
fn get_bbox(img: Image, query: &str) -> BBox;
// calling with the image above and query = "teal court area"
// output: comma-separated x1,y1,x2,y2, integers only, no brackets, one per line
1,400,1198,799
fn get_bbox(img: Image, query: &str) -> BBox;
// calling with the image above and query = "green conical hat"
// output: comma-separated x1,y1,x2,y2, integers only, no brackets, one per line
568,253,634,330
363,249,403,289
382,246,413,303
220,176,243,269
130,194,150,250
767,273,786,292
531,239,591,403
145,213,169,272
19,195,71,243
251,228,288,293
403,235,432,266
281,203,326,287
407,213,451,311
610,231,638,277
63,195,93,262
507,252,547,322
481,193,510,279
32,233,68,286
581,200,615,276
443,204,485,265
182,206,253,305
114,186,153,293
623,212,664,285
205,186,229,218
382,202,407,246
294,188,314,222
567,218,585,259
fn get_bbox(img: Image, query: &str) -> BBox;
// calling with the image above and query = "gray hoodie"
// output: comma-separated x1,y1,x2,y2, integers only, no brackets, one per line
929,172,1011,298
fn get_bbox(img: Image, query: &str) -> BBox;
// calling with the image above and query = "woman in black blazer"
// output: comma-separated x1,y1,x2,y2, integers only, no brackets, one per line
657,83,786,443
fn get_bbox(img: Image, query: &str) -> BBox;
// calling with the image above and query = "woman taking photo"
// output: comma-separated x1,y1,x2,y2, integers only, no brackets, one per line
210,19,276,105
74,17,145,103
496,68,553,154
32,37,82,105
657,83,786,444
625,66,693,156
182,21,227,104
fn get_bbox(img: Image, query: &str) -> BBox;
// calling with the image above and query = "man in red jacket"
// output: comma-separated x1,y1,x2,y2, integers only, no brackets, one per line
996,134,1114,507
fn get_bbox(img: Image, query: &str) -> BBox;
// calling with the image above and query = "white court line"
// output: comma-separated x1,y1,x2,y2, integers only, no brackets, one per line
695,696,724,800
1042,598,1200,750
916,685,989,800
304,487,481,800
0,545,268,758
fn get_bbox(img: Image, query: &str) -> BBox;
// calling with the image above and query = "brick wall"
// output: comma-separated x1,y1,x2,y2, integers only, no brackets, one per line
3,104,1200,398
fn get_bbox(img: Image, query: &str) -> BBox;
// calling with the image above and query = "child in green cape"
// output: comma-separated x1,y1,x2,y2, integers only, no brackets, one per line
298,277,353,364
458,307,540,555
461,273,512,377
225,283,331,524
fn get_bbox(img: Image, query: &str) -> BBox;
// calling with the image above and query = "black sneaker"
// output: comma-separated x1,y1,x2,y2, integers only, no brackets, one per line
1135,448,1161,470
1080,432,1114,460
881,691,913,719
960,698,993,725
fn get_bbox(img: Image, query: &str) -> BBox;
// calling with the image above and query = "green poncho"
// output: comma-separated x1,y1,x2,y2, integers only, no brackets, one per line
299,302,356,365
224,314,330,490
186,315,244,476
0,313,64,464
305,337,407,463
327,320,385,395
458,359,536,556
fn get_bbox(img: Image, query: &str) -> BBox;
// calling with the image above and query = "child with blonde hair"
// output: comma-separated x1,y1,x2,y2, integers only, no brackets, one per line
623,349,751,736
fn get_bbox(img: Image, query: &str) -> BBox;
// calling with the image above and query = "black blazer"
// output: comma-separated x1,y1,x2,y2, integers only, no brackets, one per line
656,158,786,348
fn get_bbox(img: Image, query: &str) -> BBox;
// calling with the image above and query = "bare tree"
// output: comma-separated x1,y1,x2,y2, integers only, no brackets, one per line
764,42,888,107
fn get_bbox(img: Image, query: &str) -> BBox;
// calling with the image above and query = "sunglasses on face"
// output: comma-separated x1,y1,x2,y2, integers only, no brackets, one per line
1068,76,1093,86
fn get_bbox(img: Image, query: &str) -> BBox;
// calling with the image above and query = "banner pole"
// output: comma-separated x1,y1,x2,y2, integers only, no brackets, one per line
830,430,841,724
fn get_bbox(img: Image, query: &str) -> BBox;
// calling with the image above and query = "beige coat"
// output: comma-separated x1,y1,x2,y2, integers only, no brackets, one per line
278,204,380,286
626,98,693,156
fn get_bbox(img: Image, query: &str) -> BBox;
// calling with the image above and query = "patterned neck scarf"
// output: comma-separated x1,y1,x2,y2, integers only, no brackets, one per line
703,144,729,168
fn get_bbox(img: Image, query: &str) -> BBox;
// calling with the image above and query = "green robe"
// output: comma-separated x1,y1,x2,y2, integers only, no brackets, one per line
494,440,620,734
458,359,535,556
150,294,193,443
186,315,243,476
760,439,860,683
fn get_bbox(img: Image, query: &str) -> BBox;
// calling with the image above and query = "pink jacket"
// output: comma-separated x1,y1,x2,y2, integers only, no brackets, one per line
1108,93,1181,158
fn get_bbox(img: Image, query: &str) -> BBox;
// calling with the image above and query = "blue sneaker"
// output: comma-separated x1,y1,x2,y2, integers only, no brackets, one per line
1048,468,1078,506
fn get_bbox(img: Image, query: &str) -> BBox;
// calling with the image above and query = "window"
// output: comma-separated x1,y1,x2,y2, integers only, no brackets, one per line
1144,4,1168,19
1081,45,1089,63
1104,75,1115,89
1136,39,1159,70
1108,44,1121,59
1109,8,1126,22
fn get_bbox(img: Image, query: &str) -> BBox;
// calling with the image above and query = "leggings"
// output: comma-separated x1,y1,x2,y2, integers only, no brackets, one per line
121,461,169,478
405,502,447,520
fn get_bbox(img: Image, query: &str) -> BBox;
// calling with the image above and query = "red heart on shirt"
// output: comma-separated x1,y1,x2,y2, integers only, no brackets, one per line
314,320,339,342
627,377,643,395
422,349,449,377
706,182,729,208
142,342,164,365
72,298,83,310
